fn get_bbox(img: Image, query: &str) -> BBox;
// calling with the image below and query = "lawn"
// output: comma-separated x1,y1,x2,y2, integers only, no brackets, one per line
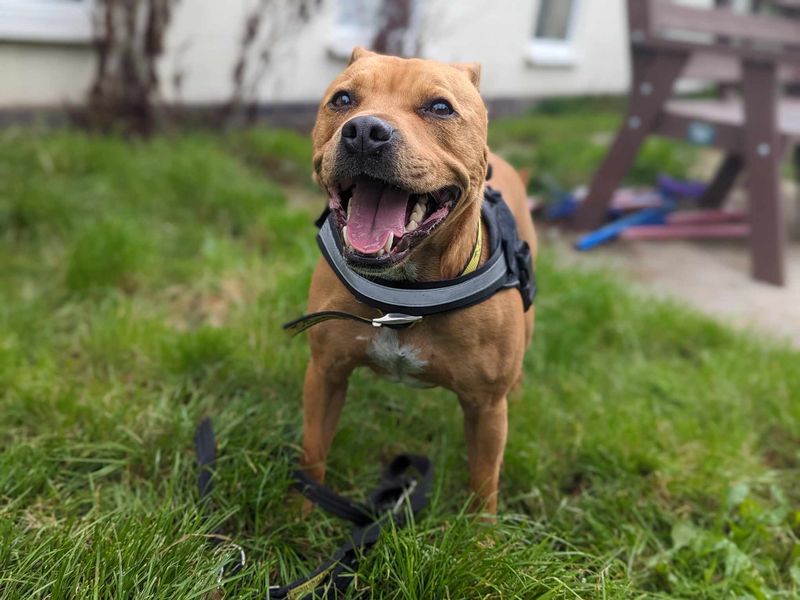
1,105,799,599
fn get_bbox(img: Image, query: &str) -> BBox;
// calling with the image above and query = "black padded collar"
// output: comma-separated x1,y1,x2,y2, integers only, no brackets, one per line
316,187,535,317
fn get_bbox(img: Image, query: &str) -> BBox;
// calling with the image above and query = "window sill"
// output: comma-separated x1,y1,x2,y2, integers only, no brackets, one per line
525,40,577,68
0,0,94,45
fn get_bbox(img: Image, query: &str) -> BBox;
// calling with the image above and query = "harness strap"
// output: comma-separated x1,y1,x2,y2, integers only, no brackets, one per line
315,215,512,317
194,418,432,599
291,470,375,525
460,219,483,276
194,417,247,580
283,311,421,338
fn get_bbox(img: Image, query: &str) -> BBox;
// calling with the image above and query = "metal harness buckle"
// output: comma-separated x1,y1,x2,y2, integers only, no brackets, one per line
370,313,423,328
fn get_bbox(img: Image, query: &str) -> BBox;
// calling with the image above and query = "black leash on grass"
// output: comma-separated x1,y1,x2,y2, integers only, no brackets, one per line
194,417,433,599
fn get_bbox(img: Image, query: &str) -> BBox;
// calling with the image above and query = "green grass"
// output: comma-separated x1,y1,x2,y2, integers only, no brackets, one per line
1,109,799,599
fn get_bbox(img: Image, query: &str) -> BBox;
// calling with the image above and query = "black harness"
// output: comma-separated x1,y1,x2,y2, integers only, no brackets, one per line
284,186,536,335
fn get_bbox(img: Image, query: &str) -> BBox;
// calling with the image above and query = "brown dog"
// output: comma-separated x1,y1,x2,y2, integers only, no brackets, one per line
302,47,536,514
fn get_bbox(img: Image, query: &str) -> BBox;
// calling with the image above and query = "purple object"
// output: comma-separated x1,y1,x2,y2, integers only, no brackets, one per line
545,194,579,220
657,175,707,199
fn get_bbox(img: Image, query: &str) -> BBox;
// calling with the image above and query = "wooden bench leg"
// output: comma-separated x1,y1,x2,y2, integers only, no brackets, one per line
573,51,688,230
698,154,743,208
792,144,800,241
742,61,785,286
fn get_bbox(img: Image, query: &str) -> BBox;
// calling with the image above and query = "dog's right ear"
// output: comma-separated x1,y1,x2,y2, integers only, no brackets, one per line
452,62,481,90
349,46,376,65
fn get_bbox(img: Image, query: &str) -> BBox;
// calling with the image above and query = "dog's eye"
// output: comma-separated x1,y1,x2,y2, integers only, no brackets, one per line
330,91,353,109
427,99,455,117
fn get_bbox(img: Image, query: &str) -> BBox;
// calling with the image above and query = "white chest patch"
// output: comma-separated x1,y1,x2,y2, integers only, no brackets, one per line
366,329,433,388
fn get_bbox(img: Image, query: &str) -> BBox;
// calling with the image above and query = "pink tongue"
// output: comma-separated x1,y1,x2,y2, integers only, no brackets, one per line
347,178,409,254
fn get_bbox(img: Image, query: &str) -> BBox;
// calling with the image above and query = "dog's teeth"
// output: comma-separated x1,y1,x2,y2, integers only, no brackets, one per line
411,203,425,223
347,203,352,220
377,249,385,257
406,220,418,232
342,226,350,246
384,233,393,253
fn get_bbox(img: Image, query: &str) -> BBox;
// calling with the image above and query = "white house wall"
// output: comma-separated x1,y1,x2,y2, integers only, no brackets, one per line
0,0,710,109
0,43,94,106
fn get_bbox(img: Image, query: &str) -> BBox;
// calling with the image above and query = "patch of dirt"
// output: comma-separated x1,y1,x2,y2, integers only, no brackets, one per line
284,184,326,210
165,275,248,330
545,184,800,348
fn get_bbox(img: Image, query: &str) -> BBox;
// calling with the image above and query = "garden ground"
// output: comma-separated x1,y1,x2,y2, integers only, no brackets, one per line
1,104,799,598
548,225,800,349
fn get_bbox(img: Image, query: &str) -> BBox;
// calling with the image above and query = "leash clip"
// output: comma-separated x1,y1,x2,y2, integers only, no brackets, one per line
216,542,247,585
371,313,422,328
391,479,418,515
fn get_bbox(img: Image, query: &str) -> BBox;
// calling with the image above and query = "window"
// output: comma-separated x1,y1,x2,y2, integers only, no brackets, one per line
327,0,419,60
0,0,94,44
327,0,381,60
526,0,581,67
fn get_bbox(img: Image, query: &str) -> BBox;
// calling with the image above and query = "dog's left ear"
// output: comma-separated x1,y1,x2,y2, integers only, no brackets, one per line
349,46,376,65
452,62,481,90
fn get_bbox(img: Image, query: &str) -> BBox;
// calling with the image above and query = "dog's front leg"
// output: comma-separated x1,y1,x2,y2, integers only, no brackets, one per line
459,396,508,515
301,358,349,484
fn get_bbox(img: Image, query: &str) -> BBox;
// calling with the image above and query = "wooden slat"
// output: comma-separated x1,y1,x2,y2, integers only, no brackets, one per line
650,0,800,46
666,99,745,126
635,36,800,68
655,112,743,152
742,60,786,285
664,98,800,136
667,210,746,224
620,223,750,240
684,52,800,83
627,0,653,37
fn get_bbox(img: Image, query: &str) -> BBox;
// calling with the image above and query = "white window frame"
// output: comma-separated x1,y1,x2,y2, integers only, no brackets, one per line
327,0,377,60
0,0,94,44
526,0,581,68
327,23,375,61
327,0,421,61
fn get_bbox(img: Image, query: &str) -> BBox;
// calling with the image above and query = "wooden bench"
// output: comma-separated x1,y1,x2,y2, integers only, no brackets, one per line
574,0,800,285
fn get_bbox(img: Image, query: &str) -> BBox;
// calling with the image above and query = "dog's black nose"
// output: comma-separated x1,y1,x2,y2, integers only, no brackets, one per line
340,116,394,155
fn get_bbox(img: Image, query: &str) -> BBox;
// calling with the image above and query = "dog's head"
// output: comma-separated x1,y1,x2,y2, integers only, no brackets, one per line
312,48,488,275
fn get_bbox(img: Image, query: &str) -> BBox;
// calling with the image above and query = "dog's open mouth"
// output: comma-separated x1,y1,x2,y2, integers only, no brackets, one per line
329,175,460,266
